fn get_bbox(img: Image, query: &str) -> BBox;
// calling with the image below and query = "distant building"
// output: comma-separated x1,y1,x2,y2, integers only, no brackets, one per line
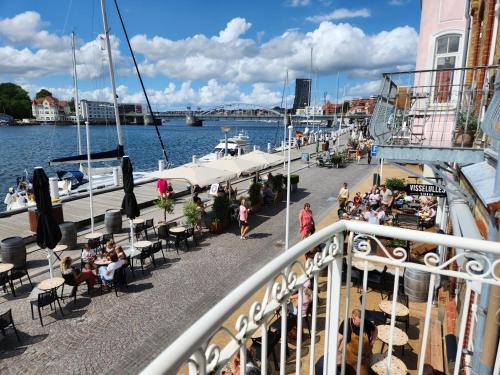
79,100,143,123
293,79,311,110
295,105,323,116
32,96,70,122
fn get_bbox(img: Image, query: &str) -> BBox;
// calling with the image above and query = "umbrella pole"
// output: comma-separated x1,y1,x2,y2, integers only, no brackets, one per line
130,218,135,250
47,248,54,278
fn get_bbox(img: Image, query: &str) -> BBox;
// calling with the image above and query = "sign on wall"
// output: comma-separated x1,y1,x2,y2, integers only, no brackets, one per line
405,184,447,197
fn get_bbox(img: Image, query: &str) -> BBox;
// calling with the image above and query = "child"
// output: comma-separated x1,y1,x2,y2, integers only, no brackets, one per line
81,244,96,269
105,239,115,253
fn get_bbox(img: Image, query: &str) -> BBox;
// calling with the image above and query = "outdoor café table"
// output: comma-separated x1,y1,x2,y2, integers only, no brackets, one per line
377,325,408,354
53,244,68,261
94,258,111,267
84,231,103,240
38,277,64,291
169,226,189,249
0,263,14,274
370,353,407,375
379,300,409,317
134,240,152,249
352,259,377,272
132,218,145,225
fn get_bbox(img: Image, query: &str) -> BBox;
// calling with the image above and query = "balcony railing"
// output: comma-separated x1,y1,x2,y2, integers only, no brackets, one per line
140,221,500,375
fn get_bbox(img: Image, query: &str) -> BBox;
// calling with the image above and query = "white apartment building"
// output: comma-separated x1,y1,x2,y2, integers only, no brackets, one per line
79,100,115,122
32,96,70,122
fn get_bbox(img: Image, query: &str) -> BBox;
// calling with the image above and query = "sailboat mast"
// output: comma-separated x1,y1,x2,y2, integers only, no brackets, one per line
71,32,82,155
100,0,123,146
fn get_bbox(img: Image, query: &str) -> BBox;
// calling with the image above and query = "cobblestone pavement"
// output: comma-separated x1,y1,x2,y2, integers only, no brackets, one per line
0,159,373,374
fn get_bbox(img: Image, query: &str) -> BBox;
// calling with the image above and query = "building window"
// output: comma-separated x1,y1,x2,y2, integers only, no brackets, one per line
434,34,460,103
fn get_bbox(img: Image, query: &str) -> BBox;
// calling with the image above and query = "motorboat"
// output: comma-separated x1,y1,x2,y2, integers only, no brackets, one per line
198,131,252,161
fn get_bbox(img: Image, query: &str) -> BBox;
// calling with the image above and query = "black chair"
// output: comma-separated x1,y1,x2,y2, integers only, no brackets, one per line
0,309,20,342
185,226,198,246
9,266,33,290
367,266,388,299
61,272,89,303
30,290,64,326
144,219,155,239
158,224,178,255
251,328,281,371
0,270,16,297
135,245,154,274
151,241,166,264
100,266,127,296
101,233,114,250
135,222,145,240
88,238,101,253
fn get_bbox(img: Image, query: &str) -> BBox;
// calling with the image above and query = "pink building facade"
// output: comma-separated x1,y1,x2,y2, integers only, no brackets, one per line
413,0,467,146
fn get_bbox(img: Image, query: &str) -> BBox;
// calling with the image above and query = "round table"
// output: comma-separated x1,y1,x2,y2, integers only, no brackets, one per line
94,258,111,267
379,301,409,317
134,240,152,249
0,263,14,273
84,231,103,240
371,353,407,375
169,226,186,234
132,218,145,225
38,277,65,291
376,325,408,347
53,244,68,260
352,259,377,272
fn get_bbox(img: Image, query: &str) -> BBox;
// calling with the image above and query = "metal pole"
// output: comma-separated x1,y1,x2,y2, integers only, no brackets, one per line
224,132,228,157
71,32,82,156
85,121,95,232
285,125,293,251
100,0,123,146
283,70,288,171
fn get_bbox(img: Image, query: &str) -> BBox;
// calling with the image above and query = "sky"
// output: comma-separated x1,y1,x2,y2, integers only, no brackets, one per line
0,0,421,110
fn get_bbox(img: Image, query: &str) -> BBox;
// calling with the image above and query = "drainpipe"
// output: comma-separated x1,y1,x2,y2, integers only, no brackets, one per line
457,0,472,115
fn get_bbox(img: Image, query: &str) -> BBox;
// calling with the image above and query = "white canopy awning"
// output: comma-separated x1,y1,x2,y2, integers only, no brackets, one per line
206,157,263,176
239,150,284,168
151,164,236,187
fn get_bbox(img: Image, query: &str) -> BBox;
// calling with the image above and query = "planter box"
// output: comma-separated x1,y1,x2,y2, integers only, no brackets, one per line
209,221,223,234
453,131,475,147
291,183,298,192
250,202,262,214
28,203,64,232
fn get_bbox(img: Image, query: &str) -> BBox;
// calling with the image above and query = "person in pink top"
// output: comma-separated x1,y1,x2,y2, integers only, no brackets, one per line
156,179,168,197
299,202,315,239
239,198,250,239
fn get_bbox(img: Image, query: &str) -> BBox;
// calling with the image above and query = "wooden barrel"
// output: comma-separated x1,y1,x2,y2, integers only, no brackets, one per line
105,209,122,234
0,237,26,269
404,268,431,302
59,222,77,249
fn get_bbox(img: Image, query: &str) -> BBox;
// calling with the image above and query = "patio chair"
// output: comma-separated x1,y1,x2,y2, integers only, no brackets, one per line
151,241,166,264
0,270,16,297
134,245,154,274
9,266,33,290
135,222,145,241
101,233,114,250
100,266,127,296
61,272,90,303
88,238,101,253
30,290,64,327
158,224,178,255
144,219,156,239
185,226,198,246
0,308,20,343
367,266,388,299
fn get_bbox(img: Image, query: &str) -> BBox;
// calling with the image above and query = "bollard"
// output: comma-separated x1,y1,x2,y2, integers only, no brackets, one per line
238,148,242,156
49,177,59,199
267,142,271,153
192,155,197,164
112,167,119,186
158,160,165,171
253,145,257,151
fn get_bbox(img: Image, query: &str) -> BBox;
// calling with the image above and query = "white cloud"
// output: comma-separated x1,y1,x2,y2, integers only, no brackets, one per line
286,0,311,7
306,8,371,23
389,0,410,5
348,80,381,96
214,17,252,43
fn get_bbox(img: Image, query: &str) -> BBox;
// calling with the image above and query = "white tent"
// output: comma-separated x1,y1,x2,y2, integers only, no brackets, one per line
239,150,284,168
206,157,263,177
151,164,236,187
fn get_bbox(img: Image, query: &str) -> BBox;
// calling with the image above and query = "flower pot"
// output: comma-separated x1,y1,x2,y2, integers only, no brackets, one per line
210,221,223,234
453,131,475,147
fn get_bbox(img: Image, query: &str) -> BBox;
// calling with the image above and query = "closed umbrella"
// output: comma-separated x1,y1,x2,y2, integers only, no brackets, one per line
151,164,236,187
33,167,62,278
121,156,140,250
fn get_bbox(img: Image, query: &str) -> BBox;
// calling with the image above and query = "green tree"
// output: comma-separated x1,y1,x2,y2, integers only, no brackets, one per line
68,97,75,112
35,89,52,99
0,82,32,119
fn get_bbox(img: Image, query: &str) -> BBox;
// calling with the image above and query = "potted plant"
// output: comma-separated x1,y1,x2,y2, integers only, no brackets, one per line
211,194,230,233
348,138,359,150
385,177,406,192
331,154,342,168
248,182,263,212
209,217,222,234
155,197,174,222
289,174,299,192
183,201,201,227
272,174,284,202
454,111,478,147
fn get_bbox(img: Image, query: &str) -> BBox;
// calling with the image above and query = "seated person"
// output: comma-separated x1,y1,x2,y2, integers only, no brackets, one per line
193,193,206,230
362,205,378,224
105,239,115,253
325,150,331,162
266,172,274,184
262,183,274,205
393,190,405,208
353,192,362,208
361,192,370,206
81,244,96,268
60,256,96,289
377,205,387,225
98,252,124,284
115,245,129,266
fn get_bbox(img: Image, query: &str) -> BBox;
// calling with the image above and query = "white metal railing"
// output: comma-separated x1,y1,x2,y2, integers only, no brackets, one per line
141,221,500,375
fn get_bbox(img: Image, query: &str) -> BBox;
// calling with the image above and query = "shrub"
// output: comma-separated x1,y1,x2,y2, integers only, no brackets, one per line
155,197,174,221
248,182,262,206
183,201,201,226
290,174,299,185
348,138,359,149
213,194,230,221
456,111,478,132
272,174,284,193
385,177,406,192
331,154,342,165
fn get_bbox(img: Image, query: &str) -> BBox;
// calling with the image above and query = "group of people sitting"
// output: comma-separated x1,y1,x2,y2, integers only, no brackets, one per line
60,239,128,292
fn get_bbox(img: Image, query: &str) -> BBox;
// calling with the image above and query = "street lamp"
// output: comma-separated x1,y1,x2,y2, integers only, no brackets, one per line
221,126,231,157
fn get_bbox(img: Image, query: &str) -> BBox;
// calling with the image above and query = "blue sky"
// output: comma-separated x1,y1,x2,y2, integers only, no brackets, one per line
0,0,420,109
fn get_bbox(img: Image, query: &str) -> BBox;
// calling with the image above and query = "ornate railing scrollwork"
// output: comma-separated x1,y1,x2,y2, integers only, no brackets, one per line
424,251,498,280
352,233,408,262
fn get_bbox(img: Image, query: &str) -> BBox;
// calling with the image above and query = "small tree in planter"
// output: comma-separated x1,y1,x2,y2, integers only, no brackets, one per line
183,201,201,227
454,111,478,147
385,177,406,191
272,174,284,202
289,174,299,192
348,138,359,150
211,194,230,233
248,182,263,211
155,197,174,222
331,154,342,168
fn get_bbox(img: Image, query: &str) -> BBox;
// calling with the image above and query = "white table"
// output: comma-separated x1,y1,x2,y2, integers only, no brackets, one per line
371,353,407,375
84,232,103,240
38,277,65,291
352,259,377,272
132,218,145,225
53,244,68,260
377,325,408,347
379,301,409,317
0,263,14,274
134,240,152,249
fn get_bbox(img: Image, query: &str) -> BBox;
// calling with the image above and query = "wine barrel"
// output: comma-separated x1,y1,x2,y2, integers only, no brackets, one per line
404,268,431,302
105,209,122,234
59,222,77,249
0,237,26,269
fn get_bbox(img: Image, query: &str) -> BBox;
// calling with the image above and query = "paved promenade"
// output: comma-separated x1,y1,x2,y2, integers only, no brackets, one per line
0,137,373,374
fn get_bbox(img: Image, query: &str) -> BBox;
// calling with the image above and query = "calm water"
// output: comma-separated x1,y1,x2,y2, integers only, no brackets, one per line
0,120,292,210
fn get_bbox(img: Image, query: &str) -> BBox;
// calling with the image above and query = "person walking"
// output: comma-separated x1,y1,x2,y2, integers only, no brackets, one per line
367,151,372,165
239,198,250,239
337,182,349,210
299,202,315,239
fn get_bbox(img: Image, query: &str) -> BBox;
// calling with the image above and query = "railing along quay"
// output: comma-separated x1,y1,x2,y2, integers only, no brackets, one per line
140,220,500,375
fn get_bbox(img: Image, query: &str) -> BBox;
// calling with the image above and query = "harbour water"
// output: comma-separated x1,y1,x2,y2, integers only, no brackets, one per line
0,119,301,211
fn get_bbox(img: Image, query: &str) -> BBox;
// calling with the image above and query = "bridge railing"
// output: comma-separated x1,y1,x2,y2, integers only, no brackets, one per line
140,220,500,375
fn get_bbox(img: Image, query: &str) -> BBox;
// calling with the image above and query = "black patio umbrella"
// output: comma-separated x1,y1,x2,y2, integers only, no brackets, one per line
121,156,140,246
33,167,61,278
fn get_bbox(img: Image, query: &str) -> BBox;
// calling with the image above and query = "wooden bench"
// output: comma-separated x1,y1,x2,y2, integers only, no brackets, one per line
417,319,445,374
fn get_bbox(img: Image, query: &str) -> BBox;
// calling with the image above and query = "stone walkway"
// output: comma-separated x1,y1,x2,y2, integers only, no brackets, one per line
0,135,372,374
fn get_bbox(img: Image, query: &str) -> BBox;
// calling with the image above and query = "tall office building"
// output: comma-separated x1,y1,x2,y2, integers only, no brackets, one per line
293,78,311,110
